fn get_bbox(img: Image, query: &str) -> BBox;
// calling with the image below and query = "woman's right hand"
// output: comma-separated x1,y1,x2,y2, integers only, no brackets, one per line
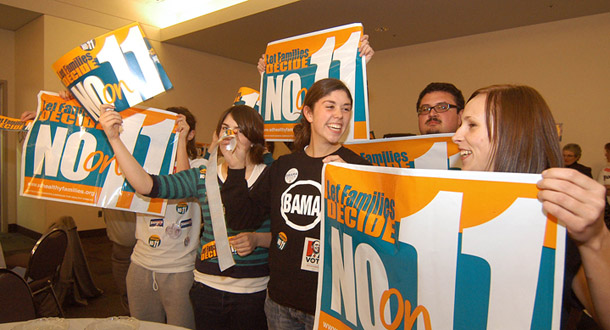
257,54,266,75
537,168,608,246
218,132,248,169
175,114,190,142
59,90,74,101
20,111,36,122
98,104,122,141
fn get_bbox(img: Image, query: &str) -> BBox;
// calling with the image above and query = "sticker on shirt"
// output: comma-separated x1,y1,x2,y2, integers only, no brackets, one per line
300,237,320,272
176,202,189,214
276,232,287,250
200,168,207,180
165,224,182,239
148,235,161,248
280,180,322,231
149,219,164,227
200,236,238,261
179,218,192,228
285,168,298,184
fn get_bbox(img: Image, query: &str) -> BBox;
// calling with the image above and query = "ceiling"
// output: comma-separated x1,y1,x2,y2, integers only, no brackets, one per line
1,0,609,64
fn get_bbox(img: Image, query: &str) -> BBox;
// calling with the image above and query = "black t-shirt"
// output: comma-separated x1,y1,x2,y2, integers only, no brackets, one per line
222,147,370,314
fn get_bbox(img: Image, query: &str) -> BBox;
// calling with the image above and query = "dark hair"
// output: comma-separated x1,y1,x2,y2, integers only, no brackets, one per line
605,143,610,152
416,82,465,112
469,85,562,173
215,105,265,164
293,78,353,151
563,143,582,160
166,106,197,160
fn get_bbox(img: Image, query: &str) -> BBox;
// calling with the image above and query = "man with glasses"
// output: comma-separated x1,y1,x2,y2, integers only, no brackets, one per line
416,82,465,134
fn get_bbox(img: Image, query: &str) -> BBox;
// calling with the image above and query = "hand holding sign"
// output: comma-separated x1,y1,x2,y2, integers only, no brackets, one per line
357,34,374,63
257,34,374,74
260,23,370,141
538,168,610,328
22,92,177,215
175,115,191,142
98,104,122,141
20,112,36,122
53,23,172,121
538,168,607,244
98,103,155,196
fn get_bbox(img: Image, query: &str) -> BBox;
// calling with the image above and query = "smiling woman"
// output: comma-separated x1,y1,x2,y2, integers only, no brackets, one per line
453,84,610,328
220,78,371,329
453,85,562,173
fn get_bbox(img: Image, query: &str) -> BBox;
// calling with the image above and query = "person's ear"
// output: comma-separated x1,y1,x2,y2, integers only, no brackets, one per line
303,106,314,123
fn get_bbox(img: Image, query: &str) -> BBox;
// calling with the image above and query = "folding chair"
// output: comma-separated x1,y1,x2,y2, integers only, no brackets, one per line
24,228,68,317
0,268,37,322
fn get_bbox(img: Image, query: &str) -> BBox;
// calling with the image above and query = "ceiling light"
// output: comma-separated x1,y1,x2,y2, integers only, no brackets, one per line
147,0,248,28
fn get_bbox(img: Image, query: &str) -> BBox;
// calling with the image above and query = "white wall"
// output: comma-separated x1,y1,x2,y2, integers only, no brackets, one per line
366,13,610,176
0,28,17,231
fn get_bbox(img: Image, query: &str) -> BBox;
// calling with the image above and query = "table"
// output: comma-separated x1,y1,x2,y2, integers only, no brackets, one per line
0,318,190,329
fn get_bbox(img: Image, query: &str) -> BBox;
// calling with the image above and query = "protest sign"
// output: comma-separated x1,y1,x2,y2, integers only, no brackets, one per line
0,115,32,131
233,86,260,110
345,134,460,169
316,163,565,330
21,91,178,215
52,22,172,121
260,23,369,141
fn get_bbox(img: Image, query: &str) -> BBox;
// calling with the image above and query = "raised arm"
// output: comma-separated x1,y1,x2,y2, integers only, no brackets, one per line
174,114,192,172
257,54,266,75
537,168,610,328
99,104,153,195
359,34,374,64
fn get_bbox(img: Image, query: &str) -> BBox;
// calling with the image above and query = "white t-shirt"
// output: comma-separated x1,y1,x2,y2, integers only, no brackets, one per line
131,158,206,273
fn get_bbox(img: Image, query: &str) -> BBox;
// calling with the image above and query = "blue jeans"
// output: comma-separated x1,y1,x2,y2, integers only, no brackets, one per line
264,294,314,330
189,281,267,330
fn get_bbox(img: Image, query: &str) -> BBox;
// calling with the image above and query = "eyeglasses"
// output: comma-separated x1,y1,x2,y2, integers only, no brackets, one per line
417,102,459,115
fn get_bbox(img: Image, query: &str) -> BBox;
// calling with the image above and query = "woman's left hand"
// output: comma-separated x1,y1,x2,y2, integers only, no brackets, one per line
359,34,374,64
175,114,190,141
229,232,258,257
20,111,36,122
537,168,607,246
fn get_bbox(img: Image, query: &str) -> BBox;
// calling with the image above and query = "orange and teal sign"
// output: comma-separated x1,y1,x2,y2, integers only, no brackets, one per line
52,23,172,121
260,23,369,141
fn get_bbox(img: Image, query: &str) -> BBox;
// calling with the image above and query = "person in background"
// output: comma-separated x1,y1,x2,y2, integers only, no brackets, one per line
563,143,593,178
55,91,137,315
102,209,135,314
452,84,610,328
416,82,464,135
